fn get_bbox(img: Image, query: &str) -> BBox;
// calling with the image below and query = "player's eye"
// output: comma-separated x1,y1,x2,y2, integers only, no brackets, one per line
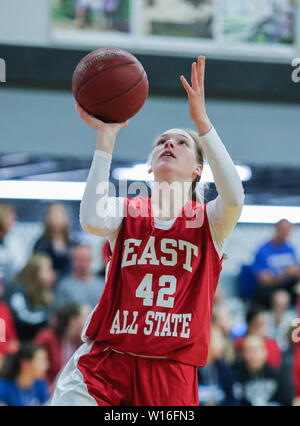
179,140,187,145
157,139,165,145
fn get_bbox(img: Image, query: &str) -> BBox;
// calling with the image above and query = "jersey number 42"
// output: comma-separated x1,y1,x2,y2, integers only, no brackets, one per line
136,273,176,309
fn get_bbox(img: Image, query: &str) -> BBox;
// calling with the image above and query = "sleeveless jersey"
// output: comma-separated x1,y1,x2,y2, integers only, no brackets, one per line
83,195,223,367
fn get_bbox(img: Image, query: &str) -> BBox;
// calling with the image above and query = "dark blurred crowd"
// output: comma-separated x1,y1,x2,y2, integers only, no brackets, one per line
0,201,299,406
202,218,300,406
0,202,106,405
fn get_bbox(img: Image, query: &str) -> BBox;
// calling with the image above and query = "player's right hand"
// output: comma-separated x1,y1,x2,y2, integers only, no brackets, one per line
75,101,129,136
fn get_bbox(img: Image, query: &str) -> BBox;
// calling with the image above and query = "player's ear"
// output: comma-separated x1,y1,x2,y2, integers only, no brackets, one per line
192,164,202,180
147,157,153,174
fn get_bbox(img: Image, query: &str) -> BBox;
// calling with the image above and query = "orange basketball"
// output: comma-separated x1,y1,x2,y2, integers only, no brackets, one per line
72,47,149,123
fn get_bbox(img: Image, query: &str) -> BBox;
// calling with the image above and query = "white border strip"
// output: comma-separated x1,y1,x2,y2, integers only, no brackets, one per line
239,205,300,224
0,180,299,224
0,180,85,201
50,28,298,64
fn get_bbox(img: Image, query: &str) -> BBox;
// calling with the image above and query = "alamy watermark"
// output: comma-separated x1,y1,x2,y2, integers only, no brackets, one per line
0,58,6,83
95,180,205,229
291,58,300,83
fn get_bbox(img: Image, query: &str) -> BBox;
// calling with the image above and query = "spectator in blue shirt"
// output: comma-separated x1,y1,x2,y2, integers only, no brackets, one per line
252,219,300,308
0,343,49,406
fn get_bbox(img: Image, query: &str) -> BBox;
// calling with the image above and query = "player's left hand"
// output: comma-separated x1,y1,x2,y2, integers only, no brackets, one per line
180,56,212,136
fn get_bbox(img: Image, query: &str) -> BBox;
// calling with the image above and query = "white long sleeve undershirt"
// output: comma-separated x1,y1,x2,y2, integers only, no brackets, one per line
79,126,245,259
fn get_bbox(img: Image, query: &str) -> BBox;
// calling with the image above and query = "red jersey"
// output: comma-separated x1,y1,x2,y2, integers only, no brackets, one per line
0,301,18,356
83,195,223,367
35,328,81,388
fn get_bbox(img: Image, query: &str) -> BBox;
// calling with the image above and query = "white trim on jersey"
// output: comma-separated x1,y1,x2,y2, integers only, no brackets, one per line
50,342,97,406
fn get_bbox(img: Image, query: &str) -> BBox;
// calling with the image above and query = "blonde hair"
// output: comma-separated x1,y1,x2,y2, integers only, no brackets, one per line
12,254,53,307
0,203,14,236
147,128,206,204
41,202,70,242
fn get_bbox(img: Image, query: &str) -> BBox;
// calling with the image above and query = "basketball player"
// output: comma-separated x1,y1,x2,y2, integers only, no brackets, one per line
50,56,244,406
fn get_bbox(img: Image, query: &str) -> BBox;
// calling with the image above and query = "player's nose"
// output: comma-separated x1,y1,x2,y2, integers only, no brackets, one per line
165,139,174,149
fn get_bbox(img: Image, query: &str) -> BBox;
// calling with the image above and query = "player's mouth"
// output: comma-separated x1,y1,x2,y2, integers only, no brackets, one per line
160,150,176,159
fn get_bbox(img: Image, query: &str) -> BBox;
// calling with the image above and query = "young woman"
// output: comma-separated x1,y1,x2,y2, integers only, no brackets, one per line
51,56,244,406
0,203,27,285
4,254,56,341
35,302,89,390
0,343,49,406
34,203,76,280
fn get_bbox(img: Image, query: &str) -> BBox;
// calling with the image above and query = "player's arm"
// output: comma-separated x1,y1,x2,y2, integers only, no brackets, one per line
197,127,245,256
76,102,128,239
180,57,245,257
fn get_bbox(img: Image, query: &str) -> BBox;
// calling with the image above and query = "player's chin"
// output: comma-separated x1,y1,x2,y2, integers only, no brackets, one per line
159,156,178,167
157,163,178,176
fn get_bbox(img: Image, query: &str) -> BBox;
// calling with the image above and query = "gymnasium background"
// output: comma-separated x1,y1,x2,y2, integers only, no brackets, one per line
0,0,300,406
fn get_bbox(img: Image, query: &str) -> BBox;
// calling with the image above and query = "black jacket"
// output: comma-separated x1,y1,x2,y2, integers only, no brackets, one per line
235,361,293,406
198,358,240,406
4,284,53,341
33,237,76,280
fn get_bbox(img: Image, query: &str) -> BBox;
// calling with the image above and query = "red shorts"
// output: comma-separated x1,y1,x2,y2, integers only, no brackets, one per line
77,342,199,406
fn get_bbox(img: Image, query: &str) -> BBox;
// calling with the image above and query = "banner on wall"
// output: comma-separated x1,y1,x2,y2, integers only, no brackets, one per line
51,0,298,59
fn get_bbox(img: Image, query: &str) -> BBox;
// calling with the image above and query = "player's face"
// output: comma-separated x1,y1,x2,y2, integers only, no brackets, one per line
149,130,202,183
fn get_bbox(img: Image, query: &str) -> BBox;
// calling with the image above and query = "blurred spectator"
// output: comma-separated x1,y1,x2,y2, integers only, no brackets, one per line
279,324,297,403
252,219,300,308
267,289,297,352
34,303,90,389
0,343,49,406
75,0,103,29
0,278,19,369
55,244,105,309
235,335,293,406
234,306,282,369
213,287,225,307
0,203,27,285
198,326,239,406
4,254,56,341
212,305,236,365
33,203,77,281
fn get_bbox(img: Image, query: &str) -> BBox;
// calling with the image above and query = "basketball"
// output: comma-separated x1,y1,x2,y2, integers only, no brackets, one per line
72,47,149,123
